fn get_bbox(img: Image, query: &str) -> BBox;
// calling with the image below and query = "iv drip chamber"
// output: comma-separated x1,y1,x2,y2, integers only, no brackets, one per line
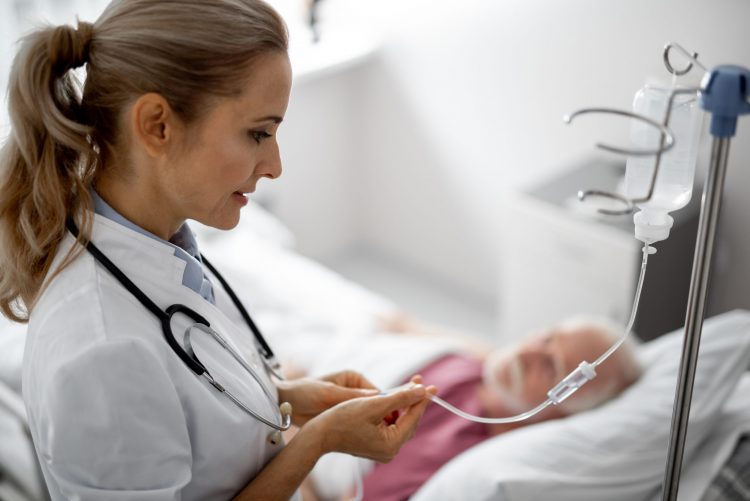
633,209,674,245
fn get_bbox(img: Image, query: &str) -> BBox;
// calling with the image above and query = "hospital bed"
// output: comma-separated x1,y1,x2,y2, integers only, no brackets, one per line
1,202,749,501
0,321,47,501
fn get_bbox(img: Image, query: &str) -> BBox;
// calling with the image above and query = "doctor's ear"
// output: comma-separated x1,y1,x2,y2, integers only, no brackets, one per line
129,93,182,157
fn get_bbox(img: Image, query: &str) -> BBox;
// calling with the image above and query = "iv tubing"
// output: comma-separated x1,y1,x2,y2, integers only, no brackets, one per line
430,395,553,424
593,243,651,368
399,242,652,425
352,244,652,499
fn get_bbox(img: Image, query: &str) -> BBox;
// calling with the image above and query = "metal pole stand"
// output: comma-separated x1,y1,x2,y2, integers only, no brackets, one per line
661,65,750,500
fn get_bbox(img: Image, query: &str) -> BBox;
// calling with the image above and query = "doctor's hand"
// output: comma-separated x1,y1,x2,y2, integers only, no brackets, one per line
276,370,381,426
305,380,437,463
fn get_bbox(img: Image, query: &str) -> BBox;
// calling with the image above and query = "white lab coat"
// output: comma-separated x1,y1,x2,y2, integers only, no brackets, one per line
22,214,299,500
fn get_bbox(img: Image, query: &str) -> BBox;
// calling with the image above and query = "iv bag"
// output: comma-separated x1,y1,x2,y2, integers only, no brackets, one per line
624,85,704,213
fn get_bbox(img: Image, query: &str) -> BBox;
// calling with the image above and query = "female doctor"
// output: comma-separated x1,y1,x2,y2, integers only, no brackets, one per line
0,0,435,499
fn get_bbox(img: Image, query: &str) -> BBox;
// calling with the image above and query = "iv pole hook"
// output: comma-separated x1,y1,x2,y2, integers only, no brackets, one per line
663,42,707,76
565,43,705,216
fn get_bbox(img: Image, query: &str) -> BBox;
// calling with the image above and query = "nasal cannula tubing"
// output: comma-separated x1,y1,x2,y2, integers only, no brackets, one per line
382,243,653,424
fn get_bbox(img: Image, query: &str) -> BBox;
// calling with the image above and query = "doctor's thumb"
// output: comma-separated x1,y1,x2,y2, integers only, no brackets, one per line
375,384,429,414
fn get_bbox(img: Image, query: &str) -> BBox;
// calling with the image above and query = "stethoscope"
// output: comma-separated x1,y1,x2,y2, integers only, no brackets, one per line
66,221,293,445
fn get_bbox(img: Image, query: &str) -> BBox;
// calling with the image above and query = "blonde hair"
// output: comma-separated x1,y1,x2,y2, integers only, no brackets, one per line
0,0,288,322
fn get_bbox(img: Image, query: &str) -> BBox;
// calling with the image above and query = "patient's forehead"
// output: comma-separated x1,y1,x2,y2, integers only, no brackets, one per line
526,326,612,366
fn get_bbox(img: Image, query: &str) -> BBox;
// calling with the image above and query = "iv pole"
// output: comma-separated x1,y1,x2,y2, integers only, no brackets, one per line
661,63,750,500
565,44,750,499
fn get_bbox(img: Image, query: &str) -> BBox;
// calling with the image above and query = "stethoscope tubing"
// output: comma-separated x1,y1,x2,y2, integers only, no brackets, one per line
185,323,289,430
66,220,291,432
200,255,285,381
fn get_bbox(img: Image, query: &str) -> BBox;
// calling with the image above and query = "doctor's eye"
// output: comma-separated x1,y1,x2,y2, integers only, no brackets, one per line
249,130,273,144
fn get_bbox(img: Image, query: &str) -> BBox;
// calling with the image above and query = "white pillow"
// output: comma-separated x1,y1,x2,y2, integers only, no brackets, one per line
411,310,750,501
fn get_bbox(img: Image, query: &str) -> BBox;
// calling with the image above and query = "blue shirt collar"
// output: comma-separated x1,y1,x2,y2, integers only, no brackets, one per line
91,191,215,303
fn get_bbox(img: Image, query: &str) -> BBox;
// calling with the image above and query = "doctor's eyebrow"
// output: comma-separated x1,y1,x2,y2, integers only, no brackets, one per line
253,115,284,124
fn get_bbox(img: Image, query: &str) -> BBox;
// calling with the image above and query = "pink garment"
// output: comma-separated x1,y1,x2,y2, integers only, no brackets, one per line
362,354,490,501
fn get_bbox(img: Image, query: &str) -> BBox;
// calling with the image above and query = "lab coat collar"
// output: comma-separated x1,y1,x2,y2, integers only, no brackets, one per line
86,212,211,301
91,192,215,303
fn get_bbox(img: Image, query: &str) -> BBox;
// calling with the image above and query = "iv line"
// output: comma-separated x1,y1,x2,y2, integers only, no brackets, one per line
431,394,552,424
593,243,651,368
387,243,653,424
348,244,652,500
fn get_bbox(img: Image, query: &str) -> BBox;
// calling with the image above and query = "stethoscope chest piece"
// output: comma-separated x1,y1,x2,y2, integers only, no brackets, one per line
183,324,295,436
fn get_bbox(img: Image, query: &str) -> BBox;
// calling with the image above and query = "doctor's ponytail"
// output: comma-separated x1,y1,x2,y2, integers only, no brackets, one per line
0,0,288,322
0,21,97,322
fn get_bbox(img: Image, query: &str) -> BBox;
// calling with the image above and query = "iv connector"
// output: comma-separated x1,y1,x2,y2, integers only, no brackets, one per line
547,361,597,405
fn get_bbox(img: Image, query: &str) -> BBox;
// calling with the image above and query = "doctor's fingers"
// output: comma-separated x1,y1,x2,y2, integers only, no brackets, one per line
370,384,436,419
388,398,432,442
366,396,434,463
321,370,379,391
315,388,432,461
323,384,380,408
388,385,437,435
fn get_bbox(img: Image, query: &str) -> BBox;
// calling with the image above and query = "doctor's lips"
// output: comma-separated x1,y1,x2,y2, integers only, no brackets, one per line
232,191,250,206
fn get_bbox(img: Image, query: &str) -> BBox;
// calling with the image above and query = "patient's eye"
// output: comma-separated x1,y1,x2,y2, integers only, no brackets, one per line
541,355,556,377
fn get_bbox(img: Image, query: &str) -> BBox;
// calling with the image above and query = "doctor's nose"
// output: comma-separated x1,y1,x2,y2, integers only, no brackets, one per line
261,143,283,180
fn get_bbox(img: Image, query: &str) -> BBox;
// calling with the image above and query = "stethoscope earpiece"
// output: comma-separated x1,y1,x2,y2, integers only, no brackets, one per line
267,402,293,445
268,430,283,446
279,401,293,418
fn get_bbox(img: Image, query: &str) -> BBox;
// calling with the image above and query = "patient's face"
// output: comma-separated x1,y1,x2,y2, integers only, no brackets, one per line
483,325,620,412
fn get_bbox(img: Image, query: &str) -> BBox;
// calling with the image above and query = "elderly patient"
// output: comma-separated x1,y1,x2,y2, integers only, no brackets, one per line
350,316,643,501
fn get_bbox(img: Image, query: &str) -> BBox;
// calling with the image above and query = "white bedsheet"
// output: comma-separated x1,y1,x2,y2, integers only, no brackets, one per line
308,311,750,501
655,374,750,501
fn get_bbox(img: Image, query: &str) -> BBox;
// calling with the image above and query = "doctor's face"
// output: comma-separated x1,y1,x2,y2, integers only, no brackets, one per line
484,324,620,412
167,51,292,230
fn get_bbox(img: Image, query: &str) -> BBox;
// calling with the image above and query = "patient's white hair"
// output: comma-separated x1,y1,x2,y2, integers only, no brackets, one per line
555,314,643,414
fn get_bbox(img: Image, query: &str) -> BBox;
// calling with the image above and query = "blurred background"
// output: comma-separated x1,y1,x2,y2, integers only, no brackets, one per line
2,0,749,343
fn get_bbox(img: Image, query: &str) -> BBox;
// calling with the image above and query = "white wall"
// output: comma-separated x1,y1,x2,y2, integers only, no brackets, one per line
255,0,750,318
2,0,748,318
318,0,750,314
260,65,368,258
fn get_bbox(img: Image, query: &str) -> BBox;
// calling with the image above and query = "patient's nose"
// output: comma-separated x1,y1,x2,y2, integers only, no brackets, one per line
517,351,553,379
